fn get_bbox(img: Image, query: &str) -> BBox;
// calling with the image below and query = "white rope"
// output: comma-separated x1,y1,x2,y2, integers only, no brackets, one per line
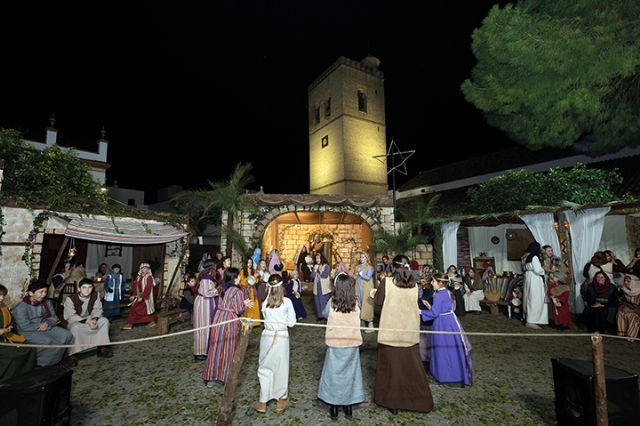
2,316,638,349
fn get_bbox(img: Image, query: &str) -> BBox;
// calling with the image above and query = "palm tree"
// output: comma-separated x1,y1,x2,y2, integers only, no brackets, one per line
373,225,427,256
397,194,441,235
172,162,255,256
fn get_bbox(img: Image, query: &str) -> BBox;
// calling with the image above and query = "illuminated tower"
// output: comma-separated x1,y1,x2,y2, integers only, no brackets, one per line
308,56,388,195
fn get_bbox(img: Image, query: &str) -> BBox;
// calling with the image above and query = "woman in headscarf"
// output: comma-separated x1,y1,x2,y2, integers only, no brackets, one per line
121,263,157,330
296,245,311,282
373,254,433,414
312,253,332,321
192,261,219,361
546,273,571,330
239,258,260,327
354,252,375,332
522,242,548,329
585,271,618,334
616,274,640,341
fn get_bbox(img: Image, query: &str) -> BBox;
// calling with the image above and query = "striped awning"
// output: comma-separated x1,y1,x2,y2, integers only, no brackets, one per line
57,214,186,244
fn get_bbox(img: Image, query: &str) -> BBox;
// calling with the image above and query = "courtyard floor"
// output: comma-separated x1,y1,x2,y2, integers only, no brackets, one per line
69,292,639,426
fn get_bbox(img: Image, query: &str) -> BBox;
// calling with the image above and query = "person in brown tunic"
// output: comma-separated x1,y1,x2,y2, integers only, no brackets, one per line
373,254,434,414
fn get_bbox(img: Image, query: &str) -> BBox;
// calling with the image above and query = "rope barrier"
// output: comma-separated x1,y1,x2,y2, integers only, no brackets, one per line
2,316,637,349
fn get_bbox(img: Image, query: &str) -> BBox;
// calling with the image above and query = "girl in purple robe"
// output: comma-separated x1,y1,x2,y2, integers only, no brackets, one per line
420,272,473,386
284,270,307,319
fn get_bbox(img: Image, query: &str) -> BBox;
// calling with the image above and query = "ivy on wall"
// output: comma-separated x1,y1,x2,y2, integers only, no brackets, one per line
22,211,50,273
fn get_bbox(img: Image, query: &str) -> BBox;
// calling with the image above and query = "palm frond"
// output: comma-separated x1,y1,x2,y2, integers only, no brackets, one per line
228,229,252,260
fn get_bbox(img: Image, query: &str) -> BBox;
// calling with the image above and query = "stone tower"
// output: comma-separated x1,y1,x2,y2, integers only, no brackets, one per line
308,56,388,195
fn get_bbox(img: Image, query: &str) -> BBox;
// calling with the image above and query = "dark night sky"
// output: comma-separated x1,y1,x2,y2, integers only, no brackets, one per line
0,1,513,201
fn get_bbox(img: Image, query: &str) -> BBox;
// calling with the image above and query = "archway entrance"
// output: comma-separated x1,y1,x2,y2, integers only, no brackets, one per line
261,211,373,274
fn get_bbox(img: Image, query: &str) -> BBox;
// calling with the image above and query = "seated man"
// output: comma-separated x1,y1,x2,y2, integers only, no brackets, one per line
63,278,113,358
12,281,75,367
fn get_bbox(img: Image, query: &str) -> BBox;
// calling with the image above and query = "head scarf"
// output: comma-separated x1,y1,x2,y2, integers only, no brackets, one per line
592,271,612,295
621,274,640,297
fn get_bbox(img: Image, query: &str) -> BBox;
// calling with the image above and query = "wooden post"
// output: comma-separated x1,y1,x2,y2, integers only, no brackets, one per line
216,321,252,426
45,236,69,284
591,334,608,426
160,236,189,312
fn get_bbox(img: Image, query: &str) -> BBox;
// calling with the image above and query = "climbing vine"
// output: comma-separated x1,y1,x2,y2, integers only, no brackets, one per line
22,211,50,272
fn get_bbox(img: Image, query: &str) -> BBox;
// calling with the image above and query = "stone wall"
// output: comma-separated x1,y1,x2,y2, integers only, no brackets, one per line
264,223,366,271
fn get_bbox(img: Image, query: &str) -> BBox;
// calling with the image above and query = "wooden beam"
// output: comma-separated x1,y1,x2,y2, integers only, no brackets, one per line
216,322,252,426
591,334,608,426
46,236,69,285
338,212,346,225
294,212,301,224
160,236,190,312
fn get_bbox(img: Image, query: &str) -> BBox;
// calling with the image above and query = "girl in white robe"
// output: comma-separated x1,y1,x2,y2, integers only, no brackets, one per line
253,274,296,414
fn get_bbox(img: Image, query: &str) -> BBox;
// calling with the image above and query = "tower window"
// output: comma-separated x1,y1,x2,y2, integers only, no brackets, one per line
357,90,367,112
321,135,329,148
324,97,331,118
128,198,136,206
313,107,320,124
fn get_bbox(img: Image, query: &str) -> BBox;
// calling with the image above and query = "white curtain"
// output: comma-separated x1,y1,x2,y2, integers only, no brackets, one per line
86,242,133,280
467,224,527,273
519,213,561,256
441,221,460,270
564,207,611,313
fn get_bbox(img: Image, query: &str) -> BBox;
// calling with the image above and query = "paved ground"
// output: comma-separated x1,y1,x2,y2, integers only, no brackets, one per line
69,292,639,426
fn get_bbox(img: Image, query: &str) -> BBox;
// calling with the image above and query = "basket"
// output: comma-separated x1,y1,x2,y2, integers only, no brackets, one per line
484,290,500,303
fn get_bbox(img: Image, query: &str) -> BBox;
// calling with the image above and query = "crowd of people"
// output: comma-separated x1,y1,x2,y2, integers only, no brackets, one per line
3,241,639,421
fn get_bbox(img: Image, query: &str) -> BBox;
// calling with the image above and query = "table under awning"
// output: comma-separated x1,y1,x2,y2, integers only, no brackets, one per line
53,213,187,244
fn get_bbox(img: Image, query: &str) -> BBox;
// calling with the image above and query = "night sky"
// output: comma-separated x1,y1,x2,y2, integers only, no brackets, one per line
0,1,513,201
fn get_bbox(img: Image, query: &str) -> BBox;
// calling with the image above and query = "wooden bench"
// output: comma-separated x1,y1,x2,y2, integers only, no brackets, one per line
156,308,189,335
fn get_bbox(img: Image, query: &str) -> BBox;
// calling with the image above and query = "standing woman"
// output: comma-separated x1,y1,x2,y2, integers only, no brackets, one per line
121,263,157,330
374,254,433,414
203,268,253,386
312,253,332,320
522,242,548,329
240,258,261,327
192,261,218,361
355,252,375,331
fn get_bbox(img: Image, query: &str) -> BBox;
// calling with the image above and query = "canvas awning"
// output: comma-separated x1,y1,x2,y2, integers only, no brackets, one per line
53,213,187,244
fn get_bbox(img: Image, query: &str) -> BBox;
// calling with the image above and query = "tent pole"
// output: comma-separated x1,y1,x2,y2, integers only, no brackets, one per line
160,235,190,312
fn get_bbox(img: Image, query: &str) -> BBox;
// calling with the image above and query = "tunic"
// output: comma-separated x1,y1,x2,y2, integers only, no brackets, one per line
312,264,331,320
12,299,74,367
421,288,473,385
239,268,261,327
284,278,307,319
193,273,218,357
463,275,485,312
373,278,433,412
103,272,124,317
257,298,296,403
318,300,364,406
355,264,375,322
203,286,246,383
523,256,548,325
617,293,640,339
127,275,157,325
1,306,36,381
63,293,111,355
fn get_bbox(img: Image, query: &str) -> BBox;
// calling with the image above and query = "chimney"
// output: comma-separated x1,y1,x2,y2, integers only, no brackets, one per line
45,114,58,146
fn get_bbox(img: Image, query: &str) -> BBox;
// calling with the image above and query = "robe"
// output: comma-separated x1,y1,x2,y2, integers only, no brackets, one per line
524,256,548,325
257,297,296,403
355,264,375,322
63,293,111,355
103,272,124,317
202,286,246,383
284,278,307,319
193,273,218,357
127,274,157,325
312,264,331,320
421,288,473,385
12,299,74,367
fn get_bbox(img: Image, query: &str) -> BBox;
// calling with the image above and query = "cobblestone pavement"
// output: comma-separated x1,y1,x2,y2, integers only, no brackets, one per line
69,293,639,425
